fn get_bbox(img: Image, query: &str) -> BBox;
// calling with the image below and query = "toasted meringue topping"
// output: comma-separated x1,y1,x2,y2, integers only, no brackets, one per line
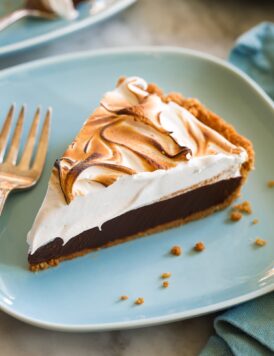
58,76,242,203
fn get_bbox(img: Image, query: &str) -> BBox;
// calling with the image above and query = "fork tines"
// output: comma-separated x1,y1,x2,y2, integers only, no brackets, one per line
0,105,51,172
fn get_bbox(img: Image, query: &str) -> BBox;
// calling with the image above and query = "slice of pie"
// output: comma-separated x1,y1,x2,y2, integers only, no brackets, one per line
27,76,254,271
28,0,80,19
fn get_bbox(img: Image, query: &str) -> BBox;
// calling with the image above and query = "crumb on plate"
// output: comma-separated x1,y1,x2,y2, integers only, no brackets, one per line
161,272,171,279
255,238,267,247
170,245,182,256
252,218,259,225
233,200,252,214
230,211,243,222
135,297,144,305
162,281,169,288
194,242,205,252
267,180,274,188
120,295,128,301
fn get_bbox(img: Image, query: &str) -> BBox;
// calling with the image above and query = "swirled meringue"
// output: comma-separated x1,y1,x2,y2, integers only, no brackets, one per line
57,76,242,203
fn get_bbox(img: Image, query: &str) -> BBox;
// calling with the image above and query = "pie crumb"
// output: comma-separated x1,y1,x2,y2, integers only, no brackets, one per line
161,272,171,279
194,242,205,252
170,245,182,256
230,211,243,221
135,297,144,305
120,295,128,301
267,180,274,188
233,201,252,214
162,281,169,288
252,218,259,225
255,238,267,247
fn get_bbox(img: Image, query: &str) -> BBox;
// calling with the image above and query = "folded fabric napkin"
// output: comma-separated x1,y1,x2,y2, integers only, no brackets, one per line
201,22,274,356
201,293,274,356
229,22,274,99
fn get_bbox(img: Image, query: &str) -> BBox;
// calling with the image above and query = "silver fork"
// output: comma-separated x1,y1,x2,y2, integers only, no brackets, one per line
0,8,56,32
0,105,51,216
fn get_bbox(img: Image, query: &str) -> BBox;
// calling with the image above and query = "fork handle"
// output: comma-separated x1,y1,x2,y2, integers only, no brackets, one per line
0,9,31,32
0,188,11,216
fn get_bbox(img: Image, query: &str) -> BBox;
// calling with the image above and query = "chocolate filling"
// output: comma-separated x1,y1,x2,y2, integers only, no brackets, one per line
28,177,241,265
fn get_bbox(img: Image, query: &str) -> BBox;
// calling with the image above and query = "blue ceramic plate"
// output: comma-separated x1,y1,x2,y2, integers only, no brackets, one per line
0,48,273,331
0,0,136,56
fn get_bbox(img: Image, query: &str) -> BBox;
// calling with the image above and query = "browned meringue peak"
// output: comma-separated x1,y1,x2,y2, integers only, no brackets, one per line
57,77,239,203
101,76,149,112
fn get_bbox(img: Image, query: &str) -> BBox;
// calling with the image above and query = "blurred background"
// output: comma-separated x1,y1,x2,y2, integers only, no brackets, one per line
1,0,274,69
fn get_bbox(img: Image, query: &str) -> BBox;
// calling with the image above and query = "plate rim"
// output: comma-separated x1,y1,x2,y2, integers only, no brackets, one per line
0,46,273,111
0,46,273,332
0,0,136,56
2,286,273,332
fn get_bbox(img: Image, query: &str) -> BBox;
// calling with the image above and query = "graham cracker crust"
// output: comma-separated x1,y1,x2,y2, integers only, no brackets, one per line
29,83,254,272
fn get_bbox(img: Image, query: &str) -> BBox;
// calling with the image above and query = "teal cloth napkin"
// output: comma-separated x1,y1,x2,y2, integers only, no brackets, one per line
201,294,274,355
201,22,274,356
229,22,274,99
